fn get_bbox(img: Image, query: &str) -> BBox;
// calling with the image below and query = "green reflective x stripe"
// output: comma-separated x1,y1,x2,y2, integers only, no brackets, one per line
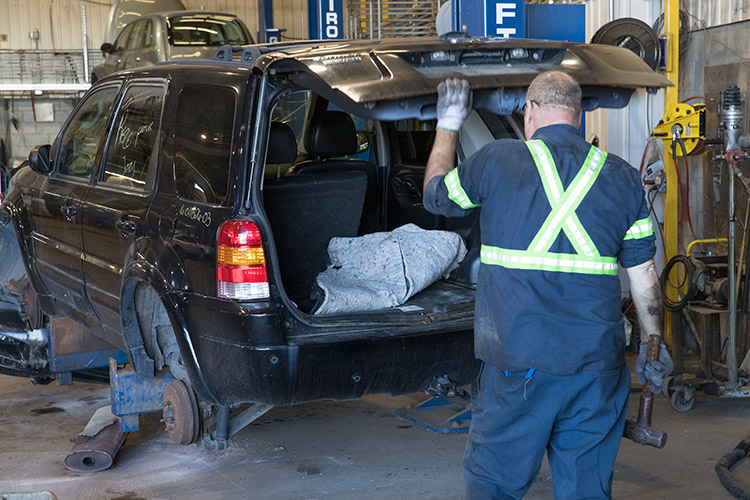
479,140,615,276
526,140,607,257
444,168,480,210
624,216,654,240
481,245,619,275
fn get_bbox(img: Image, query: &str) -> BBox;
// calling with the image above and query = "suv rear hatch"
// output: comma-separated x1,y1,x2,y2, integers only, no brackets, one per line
241,38,671,339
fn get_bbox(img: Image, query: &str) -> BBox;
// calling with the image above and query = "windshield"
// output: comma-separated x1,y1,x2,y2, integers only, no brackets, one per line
167,15,249,46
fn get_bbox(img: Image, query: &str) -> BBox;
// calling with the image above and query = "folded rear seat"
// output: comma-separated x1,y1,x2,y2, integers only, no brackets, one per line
263,170,367,307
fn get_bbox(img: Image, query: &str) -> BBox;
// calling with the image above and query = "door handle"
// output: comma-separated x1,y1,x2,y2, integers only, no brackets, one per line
60,204,76,223
134,57,141,62
116,217,137,236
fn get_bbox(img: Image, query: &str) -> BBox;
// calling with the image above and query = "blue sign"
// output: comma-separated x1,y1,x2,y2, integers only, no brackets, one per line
318,0,344,39
456,0,524,38
484,0,524,38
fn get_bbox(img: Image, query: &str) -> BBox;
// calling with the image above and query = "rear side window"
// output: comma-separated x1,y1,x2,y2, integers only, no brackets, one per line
56,85,120,178
174,85,236,205
167,15,249,46
101,84,165,190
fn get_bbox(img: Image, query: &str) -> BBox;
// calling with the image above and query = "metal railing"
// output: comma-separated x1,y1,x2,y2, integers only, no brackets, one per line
0,50,104,94
348,0,440,39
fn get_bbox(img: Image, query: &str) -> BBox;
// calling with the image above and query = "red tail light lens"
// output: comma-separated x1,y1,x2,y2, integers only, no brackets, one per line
217,220,270,300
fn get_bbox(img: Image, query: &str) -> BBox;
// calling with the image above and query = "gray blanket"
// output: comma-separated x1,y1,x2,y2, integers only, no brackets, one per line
314,224,467,315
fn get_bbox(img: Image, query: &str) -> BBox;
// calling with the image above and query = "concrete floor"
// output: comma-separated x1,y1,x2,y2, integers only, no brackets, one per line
2,359,750,500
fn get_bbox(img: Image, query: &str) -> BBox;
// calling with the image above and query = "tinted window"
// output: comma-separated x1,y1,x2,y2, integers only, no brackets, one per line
102,84,164,190
174,85,236,204
57,86,119,178
167,15,249,46
395,119,438,166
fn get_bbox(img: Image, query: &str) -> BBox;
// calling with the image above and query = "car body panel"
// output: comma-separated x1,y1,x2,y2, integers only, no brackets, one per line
253,38,671,118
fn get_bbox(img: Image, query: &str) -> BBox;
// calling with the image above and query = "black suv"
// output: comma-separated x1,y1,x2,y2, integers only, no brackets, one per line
1,38,669,440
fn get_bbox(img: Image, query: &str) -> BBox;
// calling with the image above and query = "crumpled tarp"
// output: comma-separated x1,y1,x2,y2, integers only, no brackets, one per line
313,224,467,315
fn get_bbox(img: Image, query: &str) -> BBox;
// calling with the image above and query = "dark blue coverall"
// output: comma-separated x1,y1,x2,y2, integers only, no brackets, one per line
423,124,656,499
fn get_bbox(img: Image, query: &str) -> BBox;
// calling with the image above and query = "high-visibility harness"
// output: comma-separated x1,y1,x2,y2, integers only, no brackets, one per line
443,139,654,275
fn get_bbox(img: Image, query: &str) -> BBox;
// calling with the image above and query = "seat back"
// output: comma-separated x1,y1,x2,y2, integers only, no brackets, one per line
265,121,298,179
263,170,367,307
289,111,378,231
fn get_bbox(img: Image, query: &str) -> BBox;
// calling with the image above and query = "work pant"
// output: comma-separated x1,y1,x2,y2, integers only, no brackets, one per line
463,363,630,500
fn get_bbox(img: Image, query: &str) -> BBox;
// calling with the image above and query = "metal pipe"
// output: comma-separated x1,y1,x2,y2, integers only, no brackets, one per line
686,238,729,257
215,405,229,443
729,166,738,388
82,4,89,84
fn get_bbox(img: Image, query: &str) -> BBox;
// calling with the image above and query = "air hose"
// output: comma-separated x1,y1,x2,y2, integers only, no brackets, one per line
716,439,750,499
660,254,697,312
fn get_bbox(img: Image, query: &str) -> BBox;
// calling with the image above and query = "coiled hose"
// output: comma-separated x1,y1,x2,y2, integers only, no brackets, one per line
716,439,750,499
660,254,697,312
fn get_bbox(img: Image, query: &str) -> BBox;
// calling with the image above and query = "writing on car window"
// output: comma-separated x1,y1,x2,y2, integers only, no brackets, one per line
102,84,164,190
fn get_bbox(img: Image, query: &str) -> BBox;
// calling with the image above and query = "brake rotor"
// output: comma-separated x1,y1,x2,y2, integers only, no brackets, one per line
591,18,661,70
162,379,200,445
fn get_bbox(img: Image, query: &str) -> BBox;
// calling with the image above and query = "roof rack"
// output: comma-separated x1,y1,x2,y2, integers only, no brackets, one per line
212,40,350,65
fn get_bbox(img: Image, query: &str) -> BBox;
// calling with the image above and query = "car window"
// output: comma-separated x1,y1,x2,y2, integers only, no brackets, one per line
56,86,120,179
174,85,236,204
272,90,310,141
101,84,165,190
113,22,135,53
143,19,153,48
167,15,249,46
128,20,148,50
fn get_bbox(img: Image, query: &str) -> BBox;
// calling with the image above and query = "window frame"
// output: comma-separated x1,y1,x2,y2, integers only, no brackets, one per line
52,82,122,184
96,79,167,195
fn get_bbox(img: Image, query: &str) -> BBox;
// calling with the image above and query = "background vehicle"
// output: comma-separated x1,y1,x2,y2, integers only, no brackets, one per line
92,11,254,83
1,38,670,444
103,0,187,45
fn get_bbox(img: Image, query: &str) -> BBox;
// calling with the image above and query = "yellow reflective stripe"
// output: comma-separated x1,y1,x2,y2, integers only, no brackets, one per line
481,245,618,275
525,141,606,256
444,168,480,209
624,216,654,240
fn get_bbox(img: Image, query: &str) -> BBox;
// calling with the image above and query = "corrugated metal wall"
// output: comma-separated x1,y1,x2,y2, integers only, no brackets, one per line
684,0,750,29
0,0,308,51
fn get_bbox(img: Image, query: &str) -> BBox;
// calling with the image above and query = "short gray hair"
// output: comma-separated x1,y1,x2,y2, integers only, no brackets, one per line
526,71,581,113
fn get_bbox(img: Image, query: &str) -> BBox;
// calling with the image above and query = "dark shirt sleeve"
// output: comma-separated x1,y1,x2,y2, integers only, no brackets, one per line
423,145,492,217
618,180,657,268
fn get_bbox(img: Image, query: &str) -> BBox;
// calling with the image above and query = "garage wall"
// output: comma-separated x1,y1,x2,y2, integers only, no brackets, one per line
0,0,308,50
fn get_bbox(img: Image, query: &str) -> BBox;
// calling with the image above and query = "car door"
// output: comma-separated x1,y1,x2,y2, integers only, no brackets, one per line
27,83,121,314
79,81,166,331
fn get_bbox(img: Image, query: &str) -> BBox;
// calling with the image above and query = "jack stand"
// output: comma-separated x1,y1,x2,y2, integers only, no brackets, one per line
203,403,274,451
396,376,473,433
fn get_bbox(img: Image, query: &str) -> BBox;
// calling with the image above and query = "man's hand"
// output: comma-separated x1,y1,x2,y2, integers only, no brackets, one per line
635,340,674,394
437,78,472,132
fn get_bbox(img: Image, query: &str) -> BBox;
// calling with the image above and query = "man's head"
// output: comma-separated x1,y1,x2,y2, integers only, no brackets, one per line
523,71,582,138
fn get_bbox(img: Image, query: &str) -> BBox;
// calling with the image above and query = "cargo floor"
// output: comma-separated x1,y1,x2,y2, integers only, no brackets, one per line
1,352,750,499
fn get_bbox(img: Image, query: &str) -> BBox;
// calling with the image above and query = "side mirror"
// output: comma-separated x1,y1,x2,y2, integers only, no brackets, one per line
356,131,370,154
28,145,52,175
100,42,113,54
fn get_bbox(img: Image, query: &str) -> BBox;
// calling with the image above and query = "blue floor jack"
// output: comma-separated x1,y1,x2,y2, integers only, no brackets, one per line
396,376,473,433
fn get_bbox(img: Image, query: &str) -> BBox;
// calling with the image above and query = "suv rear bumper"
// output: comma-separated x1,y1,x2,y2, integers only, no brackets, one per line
174,292,479,406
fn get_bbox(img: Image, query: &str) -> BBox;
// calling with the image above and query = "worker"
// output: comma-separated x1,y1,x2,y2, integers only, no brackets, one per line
422,72,673,499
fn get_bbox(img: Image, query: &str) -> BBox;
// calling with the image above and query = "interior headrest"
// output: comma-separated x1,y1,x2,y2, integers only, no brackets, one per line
267,121,298,164
304,111,358,158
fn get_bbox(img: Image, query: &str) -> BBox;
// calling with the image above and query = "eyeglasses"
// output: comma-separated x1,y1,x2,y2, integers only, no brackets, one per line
522,99,540,114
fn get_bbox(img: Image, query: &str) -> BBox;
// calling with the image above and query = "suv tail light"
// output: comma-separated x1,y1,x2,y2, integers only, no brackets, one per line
217,220,270,300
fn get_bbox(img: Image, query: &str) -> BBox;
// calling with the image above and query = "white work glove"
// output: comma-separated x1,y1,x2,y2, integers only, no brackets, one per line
635,340,674,394
436,78,472,132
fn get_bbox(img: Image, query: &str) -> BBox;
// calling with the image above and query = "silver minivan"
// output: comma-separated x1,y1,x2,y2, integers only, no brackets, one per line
92,11,254,82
